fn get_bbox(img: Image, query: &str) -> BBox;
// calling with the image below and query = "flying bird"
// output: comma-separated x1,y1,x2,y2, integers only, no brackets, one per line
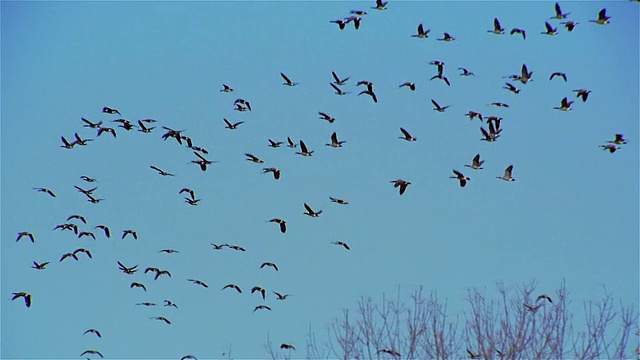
553,97,573,111
80,175,97,182
430,74,451,86
273,291,291,300
488,17,505,34
303,203,322,217
81,118,102,128
497,165,516,181
503,82,521,94
465,154,485,170
268,139,283,148
295,140,314,156
83,328,102,338
102,106,120,115
344,16,362,30
599,144,621,153
32,261,49,270
541,21,558,35
188,279,209,288
377,349,401,357
390,179,411,195
281,72,298,86
326,132,346,148
411,24,430,38
260,262,279,271
589,8,610,25
251,286,266,300
330,83,349,95
77,231,96,240
67,214,87,224
59,252,79,262
253,305,271,312
269,218,287,233
130,282,146,291
606,134,627,145
150,316,171,324
263,167,281,180
117,261,138,275
399,127,417,141
220,84,233,92
280,343,296,350
431,99,450,112
122,229,138,240
234,98,252,111
437,32,455,41
536,295,553,303
331,71,350,85
16,231,35,243
191,152,216,171
11,292,32,307
150,165,174,176
329,197,349,205
318,112,336,123
33,187,56,197
560,20,578,32
331,241,351,250
399,82,416,91
80,350,104,358
450,170,471,187
459,67,475,76
551,2,570,19
524,303,543,313
286,137,296,148
549,72,567,81
330,19,346,30
159,249,179,254
465,111,483,122
224,118,244,130
245,153,264,163
222,284,242,293
510,28,526,39
373,0,387,10
145,267,171,280
573,89,591,102
94,225,111,238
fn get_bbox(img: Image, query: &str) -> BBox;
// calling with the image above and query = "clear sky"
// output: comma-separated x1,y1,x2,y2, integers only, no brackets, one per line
2,1,638,359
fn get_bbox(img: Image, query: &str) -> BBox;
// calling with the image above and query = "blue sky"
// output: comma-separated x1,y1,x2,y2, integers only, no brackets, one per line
2,1,638,359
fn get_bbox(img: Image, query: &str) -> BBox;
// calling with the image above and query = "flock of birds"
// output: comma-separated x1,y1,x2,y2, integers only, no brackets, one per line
10,1,633,359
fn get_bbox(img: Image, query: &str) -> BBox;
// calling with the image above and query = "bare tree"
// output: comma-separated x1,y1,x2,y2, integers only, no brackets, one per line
264,281,638,359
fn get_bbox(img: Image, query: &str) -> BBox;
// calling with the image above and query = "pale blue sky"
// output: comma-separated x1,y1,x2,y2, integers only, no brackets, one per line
2,1,638,359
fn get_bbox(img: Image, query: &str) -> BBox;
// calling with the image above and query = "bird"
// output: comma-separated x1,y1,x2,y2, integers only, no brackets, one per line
331,71,349,85
330,83,349,96
510,28,526,39
536,295,553,303
67,214,87,224
390,179,411,195
560,20,578,32
450,170,471,187
188,279,208,288
268,139,283,148
229,245,246,251
430,74,451,86
191,146,208,154
83,329,102,338
286,137,296,148
210,243,227,250
318,112,336,123
135,120,155,133
220,84,233,92
224,118,244,130
329,197,349,205
253,305,272,312
399,82,416,91
373,0,387,10
358,88,378,102
437,32,455,41
553,97,573,111
80,350,104,358
280,343,296,350
524,303,542,313
303,203,322,217
281,72,298,86
73,133,93,146
179,187,196,199
191,151,216,171
497,165,516,181
164,299,178,309
150,165,174,176
33,187,56,197
549,72,567,81
411,24,430,38
269,218,287,233
145,267,171,280
251,286,266,300
344,16,362,30
130,282,146,291
234,103,248,112
465,111,483,122
234,98,252,111
349,10,367,16
102,106,120,115
551,2,570,19
330,19,346,30
488,17,505,34
467,349,482,359
113,118,135,131
94,225,111,238
137,302,156,307
589,8,610,25
117,261,138,275
490,102,509,108
81,118,102,129
78,231,96,240
32,261,49,270
326,132,346,148
607,134,627,145
11,292,32,307
80,175,97,182
122,229,138,240
295,140,314,156
541,21,558,35
150,316,171,324
263,167,281,180
59,252,79,262
431,99,450,112
331,241,351,250
260,262,279,271
465,154,485,170
399,127,417,142
459,67,475,76
159,249,179,254
222,284,242,293
181,355,197,360
573,89,591,102
503,82,520,94
599,144,621,153
377,349,401,357
16,232,35,243
245,153,264,163
273,291,291,300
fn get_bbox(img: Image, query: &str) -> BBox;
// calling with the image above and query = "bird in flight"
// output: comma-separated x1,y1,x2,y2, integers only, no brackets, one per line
188,279,209,288
450,170,471,187
465,111,483,122
303,203,322,217
560,20,578,32
130,282,147,291
122,229,138,240
399,127,417,142
497,165,516,181
377,349,401,357
326,132,346,148
589,8,610,25
281,72,298,86
260,262,279,271
329,197,349,205
80,175,97,182
95,225,111,238
549,72,567,81
150,316,172,324
431,99,450,112
268,139,283,148
331,71,349,85
459,67,475,76
464,154,484,170
254,305,271,312
553,97,573,111
551,2,570,19
606,134,627,145
510,28,526,39
330,83,349,96
150,165,174,176
541,21,558,35
399,82,416,91
80,350,104,358
286,137,296,148
411,24,430,38
224,118,244,130
33,187,56,197
159,249,179,254
245,153,265,164
390,179,411,195
60,136,75,149
251,286,266,300
295,140,314,156
488,17,505,34
263,167,281,180
331,241,351,250
102,106,120,115
268,218,287,233
503,82,521,94
437,32,455,41
191,152,217,171
273,291,291,300
83,328,102,338
280,343,296,350
220,84,233,92
573,89,591,102
32,261,49,270
117,261,138,275
599,144,621,153
222,284,242,293
11,292,32,307
145,267,172,280
536,294,553,303
318,112,336,123
17,231,35,243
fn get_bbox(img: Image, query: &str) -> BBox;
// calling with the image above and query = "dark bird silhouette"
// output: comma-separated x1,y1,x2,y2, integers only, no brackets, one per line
399,127,417,142
459,67,475,76
77,231,96,240
331,71,349,85
510,28,526,39
330,19,346,30
80,175,97,182
102,106,120,115
490,102,509,108
549,72,567,81
188,279,208,288
560,20,578,32
431,99,450,112
17,231,35,243
551,2,570,19
83,328,102,338
573,89,591,102
503,82,521,94
489,17,505,34
191,151,216,171
94,225,111,238
358,88,378,103
331,241,351,250
326,132,346,148
73,133,93,146
481,122,501,142
330,83,349,96
273,291,291,300
286,137,296,148
179,188,196,200
234,98,252,111
280,343,296,350
117,261,138,275
450,170,471,187
437,32,455,41
497,165,516,181
122,230,138,240
245,153,264,164
260,262,279,271
33,187,56,197
295,140,314,156
269,218,287,233
12,292,32,307
150,165,174,176
150,316,171,324
281,72,298,86
541,21,558,35
159,249,179,254
430,74,451,86
467,349,482,359
97,126,117,138
553,97,573,111
254,305,271,312
411,24,430,38
303,203,322,217
251,286,266,300
344,16,361,30
377,349,401,357
80,350,104,358
67,214,87,224
399,82,416,91
220,84,233,92
130,282,146,291
32,261,49,270
590,8,610,25
224,118,244,130
329,197,349,205
164,299,178,308
318,112,336,123
145,267,171,280
390,179,411,195
137,120,155,133
136,302,156,307
113,118,135,131
81,118,102,129
607,134,627,145
60,252,79,262
263,167,281,180
599,144,621,153
465,111,483,122
222,284,242,293
54,223,78,234
465,154,485,170
373,0,387,10
524,303,543,313
268,139,283,148
536,295,553,303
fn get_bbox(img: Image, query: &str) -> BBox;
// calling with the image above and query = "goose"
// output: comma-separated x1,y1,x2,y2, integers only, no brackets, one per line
430,60,445,75
295,140,313,156
220,84,233,92
221,284,242,293
331,241,351,250
81,118,102,128
318,112,336,123
331,71,349,85
510,28,526,39
573,89,591,102
329,197,349,205
541,21,558,35
431,99,450,112
390,179,411,195
164,299,178,308
330,19,346,30
191,152,216,171
137,120,155,133
233,103,248,112
465,154,484,170
377,349,401,357
251,286,266,300
560,21,578,32
488,17,505,34
83,329,102,338
268,218,287,233
33,187,56,197
11,292,32,307
229,245,246,251
60,136,75,149
589,8,610,25
254,305,271,312
117,261,138,275
73,133,93,145
16,232,35,243
349,10,367,16
450,170,471,187
80,175,97,182
330,83,349,95
137,302,156,306
490,102,509,107
520,64,533,83
60,252,79,262
273,291,291,300
78,231,96,240
399,82,416,91
549,72,567,81
150,316,171,324
268,139,283,148
524,303,542,313
32,261,49,270
437,32,455,41
260,262,279,271
158,249,179,254
399,127,417,141
465,111,483,122
210,243,227,250
188,279,209,288
599,144,621,153
54,223,78,234
102,106,120,115
67,214,87,224
459,67,475,76
86,195,104,204
145,267,171,280
373,0,388,10
130,282,147,291
150,165,174,176
80,350,104,358
280,344,296,350
181,135,193,148
326,132,346,147
179,187,196,199
94,225,111,238
503,82,520,94
344,16,361,29
245,153,264,163
607,134,627,145
497,165,516,181
96,126,116,138
73,248,92,259
113,118,135,131
536,295,553,303
75,185,97,196
281,72,298,86
224,118,244,130
262,167,281,180
286,137,296,148
551,2,570,19
467,349,482,359
411,24,430,38
122,229,138,240
553,97,573,111
303,203,322,217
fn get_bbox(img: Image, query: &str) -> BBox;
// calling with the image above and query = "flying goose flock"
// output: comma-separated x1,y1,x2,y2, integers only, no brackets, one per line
6,1,637,359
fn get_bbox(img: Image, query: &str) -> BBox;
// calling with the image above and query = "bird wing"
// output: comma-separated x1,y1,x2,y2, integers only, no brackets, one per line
281,72,291,84
299,140,308,152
